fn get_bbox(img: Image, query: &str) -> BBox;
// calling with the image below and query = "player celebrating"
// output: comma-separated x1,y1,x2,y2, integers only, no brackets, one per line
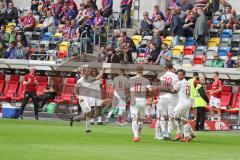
129,66,152,142
170,69,195,142
70,65,104,133
112,69,129,125
209,71,222,121
155,62,178,140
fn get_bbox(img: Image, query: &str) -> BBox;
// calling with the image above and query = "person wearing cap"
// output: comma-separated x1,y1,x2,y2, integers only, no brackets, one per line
154,43,172,66
226,52,237,68
210,52,224,68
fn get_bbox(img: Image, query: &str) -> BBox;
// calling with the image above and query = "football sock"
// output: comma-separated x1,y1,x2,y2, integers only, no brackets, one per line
160,117,166,136
85,117,91,131
138,121,143,137
211,116,215,121
98,116,102,123
217,116,221,121
132,120,138,138
155,120,161,138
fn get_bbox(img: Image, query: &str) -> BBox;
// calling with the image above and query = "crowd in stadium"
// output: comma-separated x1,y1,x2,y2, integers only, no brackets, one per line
0,0,239,68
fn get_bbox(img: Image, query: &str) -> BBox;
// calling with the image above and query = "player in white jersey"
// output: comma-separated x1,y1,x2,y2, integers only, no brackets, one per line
129,66,152,142
155,62,178,140
111,69,129,124
70,65,104,133
170,69,195,142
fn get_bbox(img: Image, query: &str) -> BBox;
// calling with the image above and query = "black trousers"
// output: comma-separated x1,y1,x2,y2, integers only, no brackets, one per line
38,92,57,109
121,5,131,27
20,91,39,116
196,35,205,46
102,7,113,17
195,107,206,131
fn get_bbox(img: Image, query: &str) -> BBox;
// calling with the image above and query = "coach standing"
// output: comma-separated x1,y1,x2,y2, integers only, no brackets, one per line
19,67,39,120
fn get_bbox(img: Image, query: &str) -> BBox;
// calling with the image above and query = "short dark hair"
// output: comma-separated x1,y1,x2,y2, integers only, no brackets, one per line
40,44,45,48
178,69,186,75
164,62,173,69
193,72,199,77
214,71,219,76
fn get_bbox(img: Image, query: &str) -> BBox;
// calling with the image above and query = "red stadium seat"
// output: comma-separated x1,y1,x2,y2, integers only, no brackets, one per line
222,86,232,92
0,74,5,96
38,76,48,82
0,80,19,101
183,46,195,55
193,55,205,65
10,75,20,81
220,92,232,107
12,82,26,102
37,82,47,96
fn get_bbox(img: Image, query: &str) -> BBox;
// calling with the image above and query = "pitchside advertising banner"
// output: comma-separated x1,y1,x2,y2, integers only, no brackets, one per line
189,120,231,131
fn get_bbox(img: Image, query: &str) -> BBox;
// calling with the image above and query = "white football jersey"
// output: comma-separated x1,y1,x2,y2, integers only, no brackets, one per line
113,75,129,99
129,76,152,103
174,79,191,102
158,71,178,99
76,76,95,99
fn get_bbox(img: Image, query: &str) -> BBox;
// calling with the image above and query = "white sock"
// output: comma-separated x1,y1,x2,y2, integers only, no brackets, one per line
85,118,91,131
217,116,221,121
183,124,191,138
98,116,102,123
155,120,162,138
107,109,114,119
167,119,174,136
132,120,138,138
175,120,181,135
160,117,166,136
90,119,94,123
138,121,143,137
211,116,215,121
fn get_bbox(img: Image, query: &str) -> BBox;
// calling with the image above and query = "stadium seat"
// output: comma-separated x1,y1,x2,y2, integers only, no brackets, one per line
230,47,240,57
220,29,233,39
131,35,142,47
140,36,152,45
172,45,184,57
0,80,19,101
49,41,59,50
182,55,193,67
219,38,231,47
184,37,195,46
195,46,207,55
12,82,26,102
32,32,41,41
220,86,233,107
193,55,205,65
163,36,173,46
54,77,77,104
231,30,240,40
209,29,220,38
218,47,230,57
52,32,62,39
10,75,20,81
208,38,220,47
5,22,16,33
183,46,195,55
231,39,240,48
0,74,5,96
42,32,53,41
206,47,218,59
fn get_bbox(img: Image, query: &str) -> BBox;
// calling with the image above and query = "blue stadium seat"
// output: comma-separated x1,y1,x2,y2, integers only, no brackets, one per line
218,47,230,57
221,29,233,39
42,32,53,41
185,37,195,46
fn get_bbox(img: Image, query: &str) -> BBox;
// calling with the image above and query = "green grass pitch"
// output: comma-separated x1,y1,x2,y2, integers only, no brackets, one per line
0,119,239,160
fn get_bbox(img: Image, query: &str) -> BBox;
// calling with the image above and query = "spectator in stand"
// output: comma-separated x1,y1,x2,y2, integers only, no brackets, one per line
233,14,240,31
25,45,35,59
120,0,132,27
209,71,222,121
170,8,183,46
168,0,180,9
6,41,16,59
154,43,172,65
107,46,120,63
148,42,160,63
98,45,108,63
5,2,18,23
41,11,54,37
59,19,71,40
153,14,166,32
0,42,6,58
0,25,10,44
16,33,28,47
31,0,40,15
110,30,120,48
68,19,78,42
236,56,240,68
183,10,196,37
165,8,173,29
179,0,194,12
119,44,133,64
139,40,151,58
213,6,233,30
140,11,153,36
39,11,47,24
210,53,224,68
152,5,165,22
35,44,47,60
66,4,77,20
76,3,85,23
82,4,95,26
0,2,6,25
194,8,207,46
226,52,237,68
51,0,63,26
59,4,69,24
151,29,162,50
93,10,104,31
101,0,113,17
15,41,26,59
19,10,36,32
195,0,210,11
121,31,136,51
